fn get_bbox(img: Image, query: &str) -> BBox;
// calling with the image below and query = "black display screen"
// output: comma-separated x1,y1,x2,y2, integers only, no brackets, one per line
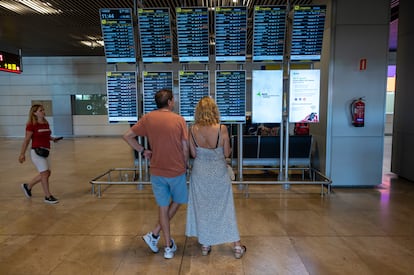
142,71,173,113
290,5,326,61
253,6,286,62
215,70,246,122
138,8,173,63
215,7,247,63
106,71,137,123
179,71,210,121
0,51,22,74
176,7,209,63
99,8,136,64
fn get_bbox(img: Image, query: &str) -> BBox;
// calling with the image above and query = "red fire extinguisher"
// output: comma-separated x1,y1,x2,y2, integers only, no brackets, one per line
351,98,365,127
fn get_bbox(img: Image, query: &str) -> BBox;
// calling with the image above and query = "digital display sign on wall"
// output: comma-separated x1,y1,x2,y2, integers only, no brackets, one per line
215,7,247,63
106,71,137,123
252,70,284,123
253,6,286,62
138,8,173,63
0,51,22,74
289,69,320,123
215,70,246,122
179,71,210,121
290,5,326,61
176,7,209,63
142,71,173,113
100,8,136,64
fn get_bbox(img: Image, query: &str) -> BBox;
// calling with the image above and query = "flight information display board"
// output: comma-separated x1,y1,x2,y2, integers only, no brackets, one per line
179,71,210,121
215,70,246,122
215,7,247,63
138,8,173,63
99,8,136,63
142,71,173,113
106,71,137,123
291,5,326,61
0,51,22,74
176,7,209,63
253,6,286,62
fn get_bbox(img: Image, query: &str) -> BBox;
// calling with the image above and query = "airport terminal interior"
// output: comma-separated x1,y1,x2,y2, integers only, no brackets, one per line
1,0,414,274
1,135,413,274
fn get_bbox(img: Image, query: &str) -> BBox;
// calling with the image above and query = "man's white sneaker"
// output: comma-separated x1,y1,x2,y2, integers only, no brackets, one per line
142,232,160,253
163,239,177,259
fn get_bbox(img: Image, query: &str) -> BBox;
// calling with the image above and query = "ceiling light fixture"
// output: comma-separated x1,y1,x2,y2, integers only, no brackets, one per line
80,40,104,49
18,0,62,14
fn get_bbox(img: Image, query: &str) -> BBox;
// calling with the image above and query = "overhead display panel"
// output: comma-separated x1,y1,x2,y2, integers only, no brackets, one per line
252,70,284,123
138,8,173,63
215,7,247,63
142,71,173,114
0,51,22,74
289,69,320,123
106,71,137,123
179,71,210,121
290,5,326,61
253,6,286,62
99,8,136,64
215,70,246,122
176,7,209,63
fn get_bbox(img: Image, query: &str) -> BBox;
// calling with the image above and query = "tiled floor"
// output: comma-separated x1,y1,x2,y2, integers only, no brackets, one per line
1,136,414,275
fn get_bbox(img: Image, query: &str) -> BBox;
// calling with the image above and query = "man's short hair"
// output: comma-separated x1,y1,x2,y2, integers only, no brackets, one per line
155,89,173,109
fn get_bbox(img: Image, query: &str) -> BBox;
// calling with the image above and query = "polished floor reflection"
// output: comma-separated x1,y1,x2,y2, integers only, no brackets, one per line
1,136,414,275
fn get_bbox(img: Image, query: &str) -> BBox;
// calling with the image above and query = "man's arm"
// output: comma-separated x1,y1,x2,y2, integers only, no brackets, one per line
122,128,144,154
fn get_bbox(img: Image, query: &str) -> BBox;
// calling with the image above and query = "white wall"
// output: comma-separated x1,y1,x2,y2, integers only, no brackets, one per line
0,56,108,137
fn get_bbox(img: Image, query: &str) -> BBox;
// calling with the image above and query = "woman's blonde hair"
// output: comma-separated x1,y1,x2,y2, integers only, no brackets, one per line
194,96,220,126
27,104,47,125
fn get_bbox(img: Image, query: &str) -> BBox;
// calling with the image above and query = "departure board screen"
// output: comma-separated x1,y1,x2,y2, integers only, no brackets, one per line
215,71,246,122
142,71,173,113
100,8,136,64
253,6,286,62
0,51,22,74
179,71,210,121
138,8,173,63
106,71,137,123
291,5,326,61
215,7,247,63
176,7,209,63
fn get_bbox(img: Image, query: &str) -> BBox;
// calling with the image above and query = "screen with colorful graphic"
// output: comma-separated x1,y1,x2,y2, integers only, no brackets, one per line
252,70,283,123
289,69,320,123
0,51,22,74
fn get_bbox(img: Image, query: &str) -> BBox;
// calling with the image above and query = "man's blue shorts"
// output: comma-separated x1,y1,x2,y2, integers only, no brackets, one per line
151,173,188,207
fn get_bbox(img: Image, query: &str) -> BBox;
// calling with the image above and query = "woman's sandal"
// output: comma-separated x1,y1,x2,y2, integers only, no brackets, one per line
201,245,211,256
233,245,246,259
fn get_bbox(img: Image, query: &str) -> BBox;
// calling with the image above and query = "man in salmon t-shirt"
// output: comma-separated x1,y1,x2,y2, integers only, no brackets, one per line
123,89,189,259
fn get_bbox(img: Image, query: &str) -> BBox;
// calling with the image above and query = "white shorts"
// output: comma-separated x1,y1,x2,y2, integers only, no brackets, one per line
30,149,50,172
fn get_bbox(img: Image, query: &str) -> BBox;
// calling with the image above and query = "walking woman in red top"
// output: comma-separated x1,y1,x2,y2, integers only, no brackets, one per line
18,104,62,204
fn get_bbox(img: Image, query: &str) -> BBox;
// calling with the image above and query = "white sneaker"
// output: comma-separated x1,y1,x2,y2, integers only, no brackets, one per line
142,232,160,253
164,239,177,259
